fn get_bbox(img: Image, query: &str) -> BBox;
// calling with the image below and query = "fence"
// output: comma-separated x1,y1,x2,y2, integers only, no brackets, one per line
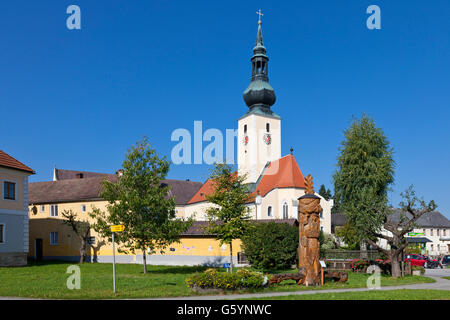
321,250,383,261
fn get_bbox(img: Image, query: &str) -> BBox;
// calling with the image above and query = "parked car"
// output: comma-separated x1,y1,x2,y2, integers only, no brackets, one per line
440,255,450,267
404,254,427,267
422,255,443,269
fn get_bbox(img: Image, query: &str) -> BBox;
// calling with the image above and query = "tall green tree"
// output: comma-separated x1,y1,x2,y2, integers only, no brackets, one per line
205,163,254,273
318,184,332,201
333,116,436,277
333,115,395,244
89,138,192,274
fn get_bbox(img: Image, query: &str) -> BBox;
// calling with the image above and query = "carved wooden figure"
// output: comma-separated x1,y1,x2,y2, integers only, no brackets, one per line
298,174,322,286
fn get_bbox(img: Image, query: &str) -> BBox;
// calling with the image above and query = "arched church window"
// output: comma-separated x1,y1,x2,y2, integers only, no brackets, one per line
267,206,272,217
282,202,288,219
266,123,270,132
244,124,247,133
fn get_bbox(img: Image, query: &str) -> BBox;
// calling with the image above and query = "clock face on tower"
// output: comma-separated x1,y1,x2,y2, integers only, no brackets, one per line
263,133,271,145
243,135,249,145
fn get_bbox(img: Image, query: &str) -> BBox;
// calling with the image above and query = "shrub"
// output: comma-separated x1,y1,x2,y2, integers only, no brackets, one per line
412,265,425,275
241,222,298,270
185,268,267,290
350,258,369,271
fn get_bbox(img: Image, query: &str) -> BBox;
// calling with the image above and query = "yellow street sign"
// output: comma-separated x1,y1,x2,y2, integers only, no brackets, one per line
110,225,125,232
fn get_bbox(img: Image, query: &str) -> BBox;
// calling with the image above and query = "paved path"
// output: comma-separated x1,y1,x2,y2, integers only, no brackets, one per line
1,269,449,300
149,268,450,300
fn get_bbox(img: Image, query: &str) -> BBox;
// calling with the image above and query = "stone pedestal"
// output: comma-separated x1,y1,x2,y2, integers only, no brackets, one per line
298,175,322,286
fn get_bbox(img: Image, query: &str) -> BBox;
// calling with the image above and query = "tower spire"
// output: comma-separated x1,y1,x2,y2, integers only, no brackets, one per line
243,11,276,112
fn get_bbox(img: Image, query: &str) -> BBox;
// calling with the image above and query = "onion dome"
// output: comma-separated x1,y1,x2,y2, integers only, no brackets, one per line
243,18,276,111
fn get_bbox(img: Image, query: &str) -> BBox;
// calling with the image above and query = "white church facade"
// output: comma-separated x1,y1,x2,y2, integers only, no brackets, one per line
180,18,333,234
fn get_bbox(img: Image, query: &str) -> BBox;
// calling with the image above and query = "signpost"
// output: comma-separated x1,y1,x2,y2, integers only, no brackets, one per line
319,260,327,286
110,225,125,293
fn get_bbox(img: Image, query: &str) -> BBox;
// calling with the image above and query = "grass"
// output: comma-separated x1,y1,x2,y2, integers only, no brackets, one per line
442,276,450,280
0,261,436,299
247,289,450,300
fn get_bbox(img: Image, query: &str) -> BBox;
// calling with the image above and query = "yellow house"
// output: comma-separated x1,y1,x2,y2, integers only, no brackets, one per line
0,150,34,267
28,168,254,266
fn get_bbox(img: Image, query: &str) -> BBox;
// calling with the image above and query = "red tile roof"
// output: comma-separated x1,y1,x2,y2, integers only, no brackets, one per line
0,150,34,174
187,154,306,204
252,154,305,197
186,179,215,204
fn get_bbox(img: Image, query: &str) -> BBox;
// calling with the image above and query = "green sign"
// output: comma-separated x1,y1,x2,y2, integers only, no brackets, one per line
408,232,424,237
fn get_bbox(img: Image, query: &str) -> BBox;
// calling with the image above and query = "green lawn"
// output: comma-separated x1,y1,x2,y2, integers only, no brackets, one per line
247,289,450,300
0,261,435,299
442,277,450,280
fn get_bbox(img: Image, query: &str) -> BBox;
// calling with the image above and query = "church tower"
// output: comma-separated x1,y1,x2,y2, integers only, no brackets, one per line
238,14,281,184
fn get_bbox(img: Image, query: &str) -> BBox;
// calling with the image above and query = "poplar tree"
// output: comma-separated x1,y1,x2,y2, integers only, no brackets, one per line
333,115,395,245
333,115,436,277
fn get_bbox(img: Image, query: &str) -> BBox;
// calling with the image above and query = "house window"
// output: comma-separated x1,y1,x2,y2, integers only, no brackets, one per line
320,210,323,219
267,206,272,217
40,205,45,213
282,202,288,219
50,232,58,245
50,205,58,217
88,237,95,245
81,204,86,212
244,124,247,134
266,123,270,132
321,226,324,232
430,229,433,236
444,229,447,237
437,229,440,236
237,252,249,264
0,224,4,243
3,181,15,200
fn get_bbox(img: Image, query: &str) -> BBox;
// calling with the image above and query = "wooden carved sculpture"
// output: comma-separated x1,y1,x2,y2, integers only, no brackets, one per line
298,174,322,286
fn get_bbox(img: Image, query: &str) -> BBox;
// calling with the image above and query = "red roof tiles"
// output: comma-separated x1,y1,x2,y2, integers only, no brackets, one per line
252,154,305,197
187,154,306,204
0,150,34,174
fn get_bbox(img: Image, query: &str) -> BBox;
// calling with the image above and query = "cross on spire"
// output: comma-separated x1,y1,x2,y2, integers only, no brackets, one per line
256,9,263,24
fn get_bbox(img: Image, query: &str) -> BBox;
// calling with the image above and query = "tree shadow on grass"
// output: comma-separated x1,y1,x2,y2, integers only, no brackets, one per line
27,259,75,267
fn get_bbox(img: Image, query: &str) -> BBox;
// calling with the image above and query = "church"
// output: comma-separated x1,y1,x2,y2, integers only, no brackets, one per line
27,18,332,266
183,18,332,233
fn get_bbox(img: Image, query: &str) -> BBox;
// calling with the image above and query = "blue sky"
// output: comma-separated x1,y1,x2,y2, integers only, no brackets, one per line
1,1,449,217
